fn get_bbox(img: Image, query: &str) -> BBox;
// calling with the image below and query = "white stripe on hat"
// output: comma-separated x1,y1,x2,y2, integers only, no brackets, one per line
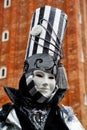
37,6,51,54
28,8,40,57
25,6,68,60
49,9,61,56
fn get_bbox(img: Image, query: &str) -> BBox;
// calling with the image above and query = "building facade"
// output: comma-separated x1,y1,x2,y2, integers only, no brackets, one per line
0,0,87,129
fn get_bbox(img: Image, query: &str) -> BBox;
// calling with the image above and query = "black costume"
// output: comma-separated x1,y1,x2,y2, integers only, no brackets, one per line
0,89,69,130
0,5,70,130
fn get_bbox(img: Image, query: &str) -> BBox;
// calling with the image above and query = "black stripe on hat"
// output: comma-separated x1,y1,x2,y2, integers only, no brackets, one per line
43,7,56,54
54,11,65,58
57,11,65,45
32,7,45,54
26,12,36,58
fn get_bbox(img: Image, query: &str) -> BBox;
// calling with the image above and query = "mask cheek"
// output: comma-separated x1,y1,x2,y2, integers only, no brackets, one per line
33,77,42,90
49,80,56,90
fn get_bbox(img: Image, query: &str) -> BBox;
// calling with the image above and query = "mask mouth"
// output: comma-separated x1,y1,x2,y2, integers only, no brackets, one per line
36,88,52,98
38,88,50,91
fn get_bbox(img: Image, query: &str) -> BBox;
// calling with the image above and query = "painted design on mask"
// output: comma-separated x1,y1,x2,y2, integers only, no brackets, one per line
33,70,56,98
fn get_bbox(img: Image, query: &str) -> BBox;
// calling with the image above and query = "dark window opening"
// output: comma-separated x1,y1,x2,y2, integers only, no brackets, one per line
6,0,9,6
5,33,7,39
2,69,5,77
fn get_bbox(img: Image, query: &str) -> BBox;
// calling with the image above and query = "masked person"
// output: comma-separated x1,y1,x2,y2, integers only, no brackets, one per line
0,5,70,130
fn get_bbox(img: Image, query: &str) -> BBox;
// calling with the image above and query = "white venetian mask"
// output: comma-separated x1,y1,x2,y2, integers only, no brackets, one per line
33,70,56,98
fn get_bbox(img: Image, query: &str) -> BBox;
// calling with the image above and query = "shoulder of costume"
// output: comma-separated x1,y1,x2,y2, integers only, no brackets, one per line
0,103,22,129
0,103,14,122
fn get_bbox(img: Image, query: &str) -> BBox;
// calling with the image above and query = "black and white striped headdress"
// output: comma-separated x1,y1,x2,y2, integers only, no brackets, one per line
20,6,69,104
25,5,68,60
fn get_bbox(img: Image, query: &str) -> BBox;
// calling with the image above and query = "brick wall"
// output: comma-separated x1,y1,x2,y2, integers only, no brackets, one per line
0,0,87,129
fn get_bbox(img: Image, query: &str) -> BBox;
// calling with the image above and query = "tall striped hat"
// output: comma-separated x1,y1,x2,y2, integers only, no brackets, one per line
25,5,68,60
20,6,68,104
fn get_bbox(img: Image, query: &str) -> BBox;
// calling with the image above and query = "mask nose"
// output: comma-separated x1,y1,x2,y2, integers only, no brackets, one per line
42,83,48,87
42,76,49,87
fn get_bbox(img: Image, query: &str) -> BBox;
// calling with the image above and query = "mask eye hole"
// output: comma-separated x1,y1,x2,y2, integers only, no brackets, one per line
48,75,55,79
34,70,44,78
36,74,43,78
